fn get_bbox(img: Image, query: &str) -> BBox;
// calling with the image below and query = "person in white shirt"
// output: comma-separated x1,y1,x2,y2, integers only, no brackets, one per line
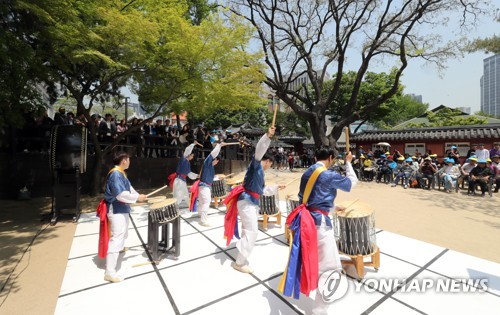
475,143,490,160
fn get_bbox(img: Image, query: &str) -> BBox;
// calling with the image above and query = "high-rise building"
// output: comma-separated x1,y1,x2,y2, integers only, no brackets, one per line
480,54,500,117
408,93,423,103
456,107,471,114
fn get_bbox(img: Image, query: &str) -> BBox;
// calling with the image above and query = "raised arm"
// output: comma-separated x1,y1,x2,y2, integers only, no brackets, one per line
255,127,275,161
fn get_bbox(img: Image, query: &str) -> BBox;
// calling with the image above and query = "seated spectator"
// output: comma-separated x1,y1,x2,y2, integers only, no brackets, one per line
417,157,437,189
459,157,477,187
392,157,414,188
492,155,500,193
468,159,493,197
363,154,376,181
375,154,391,183
438,158,461,193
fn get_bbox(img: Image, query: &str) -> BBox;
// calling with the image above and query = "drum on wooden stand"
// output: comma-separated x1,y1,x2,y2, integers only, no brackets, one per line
147,198,181,262
333,200,380,279
258,186,281,230
211,179,227,207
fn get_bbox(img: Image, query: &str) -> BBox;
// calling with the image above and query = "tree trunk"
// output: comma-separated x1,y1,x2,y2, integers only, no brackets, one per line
307,114,329,148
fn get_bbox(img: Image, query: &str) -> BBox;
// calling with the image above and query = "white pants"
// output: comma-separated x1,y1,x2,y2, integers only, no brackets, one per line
235,199,259,266
173,178,189,208
198,186,211,224
106,211,129,277
312,216,342,315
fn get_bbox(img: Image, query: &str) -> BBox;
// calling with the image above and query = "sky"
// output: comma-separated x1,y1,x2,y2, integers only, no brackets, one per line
124,3,498,114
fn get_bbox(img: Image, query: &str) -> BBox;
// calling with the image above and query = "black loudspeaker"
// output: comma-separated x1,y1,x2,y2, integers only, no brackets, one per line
224,139,239,160
50,125,87,173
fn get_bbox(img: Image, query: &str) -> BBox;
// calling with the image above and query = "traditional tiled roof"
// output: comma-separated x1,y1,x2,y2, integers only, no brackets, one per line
350,124,500,142
278,135,307,143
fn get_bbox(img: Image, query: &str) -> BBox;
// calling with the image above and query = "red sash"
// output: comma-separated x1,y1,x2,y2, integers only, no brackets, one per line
223,186,260,246
96,199,109,258
168,172,186,189
189,180,200,212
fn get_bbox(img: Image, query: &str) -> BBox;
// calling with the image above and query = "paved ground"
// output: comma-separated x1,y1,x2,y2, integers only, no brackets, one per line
1,168,499,315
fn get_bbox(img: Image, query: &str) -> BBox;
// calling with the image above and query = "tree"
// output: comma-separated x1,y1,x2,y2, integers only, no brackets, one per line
0,1,57,130
228,0,489,148
466,12,500,54
7,0,264,194
374,94,428,129
406,107,487,128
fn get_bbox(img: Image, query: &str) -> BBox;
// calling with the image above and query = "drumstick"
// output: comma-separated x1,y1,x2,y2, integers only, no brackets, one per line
271,103,278,128
146,184,169,197
283,177,300,187
132,261,154,268
344,126,350,154
342,199,359,211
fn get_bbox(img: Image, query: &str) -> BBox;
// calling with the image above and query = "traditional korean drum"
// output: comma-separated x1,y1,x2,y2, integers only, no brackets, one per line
259,194,279,215
226,176,244,187
333,200,377,256
284,195,300,241
147,196,166,204
149,198,179,223
211,179,227,198
286,195,300,216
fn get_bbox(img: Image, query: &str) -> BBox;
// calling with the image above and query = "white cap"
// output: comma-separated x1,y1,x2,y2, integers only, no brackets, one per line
183,143,195,158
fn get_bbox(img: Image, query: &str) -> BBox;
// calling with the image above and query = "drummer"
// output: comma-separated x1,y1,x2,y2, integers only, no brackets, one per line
192,142,229,226
279,147,358,314
224,127,283,274
104,151,147,283
168,142,200,210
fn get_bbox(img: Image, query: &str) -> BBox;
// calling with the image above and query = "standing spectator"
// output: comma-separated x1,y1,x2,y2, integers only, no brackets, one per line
466,144,477,159
54,106,69,125
67,112,75,125
98,113,117,143
288,151,294,171
490,143,500,159
446,145,460,165
116,119,128,134
180,124,193,145
169,125,180,157
155,119,167,158
475,143,490,160
129,118,142,157
143,120,154,158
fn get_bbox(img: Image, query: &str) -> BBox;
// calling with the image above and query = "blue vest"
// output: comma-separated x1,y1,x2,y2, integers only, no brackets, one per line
104,170,132,214
200,155,215,187
176,157,191,181
239,157,265,205
298,163,352,226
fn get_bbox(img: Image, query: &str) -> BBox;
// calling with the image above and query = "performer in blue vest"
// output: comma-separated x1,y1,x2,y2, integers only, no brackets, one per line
104,151,147,283
224,127,283,274
168,142,199,209
194,142,226,226
279,147,357,314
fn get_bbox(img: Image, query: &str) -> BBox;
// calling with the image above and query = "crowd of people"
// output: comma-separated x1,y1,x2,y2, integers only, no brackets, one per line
16,107,250,159
349,143,500,196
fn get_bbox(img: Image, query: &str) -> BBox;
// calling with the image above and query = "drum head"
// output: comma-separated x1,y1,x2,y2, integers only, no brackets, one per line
150,198,177,210
147,196,166,204
226,176,244,185
335,200,373,218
